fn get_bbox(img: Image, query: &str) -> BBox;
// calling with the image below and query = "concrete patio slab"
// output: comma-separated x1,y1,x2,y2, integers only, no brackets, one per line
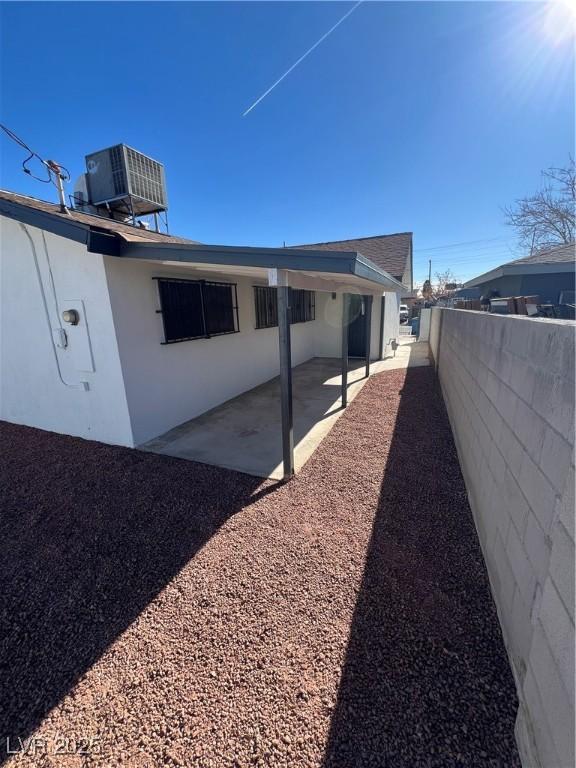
140,339,430,479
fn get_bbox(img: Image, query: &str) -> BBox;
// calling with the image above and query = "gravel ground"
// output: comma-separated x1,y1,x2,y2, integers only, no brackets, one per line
0,366,519,767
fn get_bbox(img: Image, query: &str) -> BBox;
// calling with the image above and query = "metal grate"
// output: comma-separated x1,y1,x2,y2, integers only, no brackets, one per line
254,286,279,329
291,289,315,324
254,287,315,329
126,147,166,207
110,145,127,196
156,278,239,344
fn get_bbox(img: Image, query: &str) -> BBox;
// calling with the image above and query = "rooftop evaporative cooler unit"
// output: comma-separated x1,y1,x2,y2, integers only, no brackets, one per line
84,144,167,217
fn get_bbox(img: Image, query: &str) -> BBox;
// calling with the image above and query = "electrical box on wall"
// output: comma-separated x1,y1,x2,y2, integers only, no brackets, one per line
60,299,95,373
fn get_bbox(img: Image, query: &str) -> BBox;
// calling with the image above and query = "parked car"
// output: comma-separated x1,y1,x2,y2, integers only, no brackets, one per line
399,304,409,323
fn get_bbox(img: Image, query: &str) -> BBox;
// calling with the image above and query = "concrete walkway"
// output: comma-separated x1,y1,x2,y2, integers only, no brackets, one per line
140,339,430,479
371,335,430,372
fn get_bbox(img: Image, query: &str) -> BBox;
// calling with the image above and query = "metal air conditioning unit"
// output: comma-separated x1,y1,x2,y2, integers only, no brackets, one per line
84,144,167,218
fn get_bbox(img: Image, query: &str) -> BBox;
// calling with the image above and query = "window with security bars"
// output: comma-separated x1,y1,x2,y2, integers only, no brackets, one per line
156,278,239,343
291,288,315,324
254,287,315,329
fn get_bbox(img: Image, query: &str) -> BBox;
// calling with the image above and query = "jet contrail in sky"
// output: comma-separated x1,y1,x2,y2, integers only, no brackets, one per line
242,1,363,117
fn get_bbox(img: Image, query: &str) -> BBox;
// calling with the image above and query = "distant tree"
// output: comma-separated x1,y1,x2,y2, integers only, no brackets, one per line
421,280,432,300
433,269,461,298
504,159,575,251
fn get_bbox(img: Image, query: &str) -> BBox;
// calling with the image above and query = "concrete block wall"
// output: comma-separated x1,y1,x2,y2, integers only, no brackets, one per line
429,308,575,768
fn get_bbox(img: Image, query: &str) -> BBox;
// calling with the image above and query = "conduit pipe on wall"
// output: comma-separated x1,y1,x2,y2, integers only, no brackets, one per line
19,223,89,391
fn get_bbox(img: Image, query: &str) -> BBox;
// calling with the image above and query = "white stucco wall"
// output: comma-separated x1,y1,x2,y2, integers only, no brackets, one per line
104,259,401,446
312,291,398,361
429,308,575,768
381,291,401,357
1,214,402,449
0,217,132,445
105,258,330,445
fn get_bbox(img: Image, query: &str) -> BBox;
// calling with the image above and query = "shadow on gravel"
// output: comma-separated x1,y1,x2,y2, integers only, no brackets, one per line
322,366,521,768
0,423,274,764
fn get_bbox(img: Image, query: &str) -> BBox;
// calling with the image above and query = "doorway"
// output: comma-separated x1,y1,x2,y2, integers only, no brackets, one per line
348,294,367,358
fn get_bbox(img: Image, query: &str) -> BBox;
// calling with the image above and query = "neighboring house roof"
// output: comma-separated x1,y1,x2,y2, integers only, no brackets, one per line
0,189,405,292
509,243,575,266
464,242,575,288
294,233,413,284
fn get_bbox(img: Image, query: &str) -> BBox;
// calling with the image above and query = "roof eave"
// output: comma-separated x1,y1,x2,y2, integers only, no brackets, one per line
0,195,404,290
120,240,403,291
353,252,406,290
0,196,121,255
464,260,575,287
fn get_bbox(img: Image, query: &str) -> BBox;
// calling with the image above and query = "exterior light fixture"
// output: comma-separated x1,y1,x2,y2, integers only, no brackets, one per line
62,309,80,325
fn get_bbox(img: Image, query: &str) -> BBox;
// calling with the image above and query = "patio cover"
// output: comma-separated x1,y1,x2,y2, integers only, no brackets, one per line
0,189,407,478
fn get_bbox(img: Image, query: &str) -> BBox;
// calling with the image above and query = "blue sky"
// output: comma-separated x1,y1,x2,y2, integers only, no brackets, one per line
1,1,573,284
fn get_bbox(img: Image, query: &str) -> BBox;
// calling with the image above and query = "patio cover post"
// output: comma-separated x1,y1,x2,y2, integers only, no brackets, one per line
378,295,385,360
365,295,373,378
277,274,294,479
341,293,349,407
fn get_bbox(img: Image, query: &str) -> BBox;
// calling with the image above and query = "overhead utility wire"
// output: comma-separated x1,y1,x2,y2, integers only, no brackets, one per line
416,236,509,252
0,123,70,183
427,247,518,263
416,245,517,260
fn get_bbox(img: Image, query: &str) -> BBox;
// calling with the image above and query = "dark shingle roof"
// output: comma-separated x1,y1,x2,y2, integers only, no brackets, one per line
509,242,575,266
0,189,199,244
294,233,412,281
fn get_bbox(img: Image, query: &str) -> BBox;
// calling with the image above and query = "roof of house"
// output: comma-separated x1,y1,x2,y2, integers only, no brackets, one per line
294,233,413,282
509,242,575,266
0,188,405,293
464,241,575,288
0,189,198,244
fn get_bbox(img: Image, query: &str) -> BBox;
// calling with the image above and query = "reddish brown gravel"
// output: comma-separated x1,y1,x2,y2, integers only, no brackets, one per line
0,366,520,767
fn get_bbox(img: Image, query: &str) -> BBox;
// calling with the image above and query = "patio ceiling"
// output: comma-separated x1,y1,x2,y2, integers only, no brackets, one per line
118,241,406,294
144,260,393,295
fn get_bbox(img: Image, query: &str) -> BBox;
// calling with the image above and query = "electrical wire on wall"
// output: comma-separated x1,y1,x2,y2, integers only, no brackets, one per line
41,230,66,337
19,223,89,391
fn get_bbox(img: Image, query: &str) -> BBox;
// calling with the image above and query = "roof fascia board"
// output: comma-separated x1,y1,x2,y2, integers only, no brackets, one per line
464,260,575,287
353,253,405,290
0,196,404,289
121,240,356,271
120,241,403,290
87,230,121,256
0,197,120,255
0,197,88,246
505,262,575,275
